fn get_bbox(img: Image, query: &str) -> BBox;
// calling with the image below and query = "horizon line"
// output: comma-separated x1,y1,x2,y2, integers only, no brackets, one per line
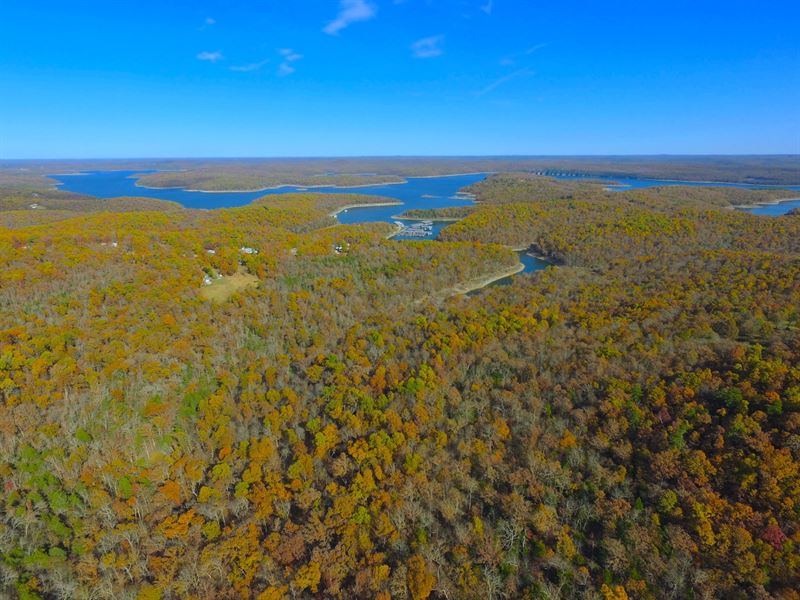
3,153,799,161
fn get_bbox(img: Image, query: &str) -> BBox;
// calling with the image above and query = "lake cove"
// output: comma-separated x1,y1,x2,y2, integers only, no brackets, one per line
466,252,552,295
55,170,800,218
51,170,552,284
52,170,484,220
50,170,797,291
550,173,800,214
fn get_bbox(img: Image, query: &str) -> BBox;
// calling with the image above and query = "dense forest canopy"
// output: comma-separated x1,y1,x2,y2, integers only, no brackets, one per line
1,170,799,599
461,173,799,207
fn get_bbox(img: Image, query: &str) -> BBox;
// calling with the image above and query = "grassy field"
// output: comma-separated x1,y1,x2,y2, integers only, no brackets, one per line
199,268,260,303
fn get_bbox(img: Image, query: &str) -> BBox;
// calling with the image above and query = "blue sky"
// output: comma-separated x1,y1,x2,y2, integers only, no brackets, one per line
1,0,798,158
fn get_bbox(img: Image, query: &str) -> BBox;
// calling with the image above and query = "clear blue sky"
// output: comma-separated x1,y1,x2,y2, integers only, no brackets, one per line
1,0,798,158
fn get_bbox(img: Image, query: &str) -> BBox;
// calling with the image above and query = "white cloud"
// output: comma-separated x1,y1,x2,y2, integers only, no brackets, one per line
500,43,548,66
279,49,304,62
481,0,493,15
198,17,216,31
411,35,445,59
230,59,269,72
324,0,377,35
524,43,548,55
476,68,534,96
197,51,223,63
277,49,303,76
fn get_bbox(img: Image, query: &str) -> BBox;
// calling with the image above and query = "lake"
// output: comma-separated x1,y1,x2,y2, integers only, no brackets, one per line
56,169,800,218
52,169,487,240
53,169,483,211
467,252,552,294
51,170,799,282
552,174,800,214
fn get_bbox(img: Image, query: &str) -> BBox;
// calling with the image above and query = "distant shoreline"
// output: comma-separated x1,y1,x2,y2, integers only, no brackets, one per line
558,173,800,188
329,201,403,218
134,179,409,193
50,169,495,195
649,178,800,188
391,214,463,222
132,171,492,194
728,196,800,211
409,171,493,180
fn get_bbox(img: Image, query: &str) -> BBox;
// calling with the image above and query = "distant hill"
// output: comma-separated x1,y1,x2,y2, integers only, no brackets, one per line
2,155,799,191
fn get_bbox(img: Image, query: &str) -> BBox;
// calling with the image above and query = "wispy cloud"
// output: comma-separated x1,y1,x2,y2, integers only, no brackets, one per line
499,42,548,66
324,0,377,35
197,51,223,63
481,0,494,15
205,17,216,26
411,35,445,59
199,17,216,31
277,49,303,76
476,67,534,96
230,59,269,72
279,49,303,62
524,43,548,55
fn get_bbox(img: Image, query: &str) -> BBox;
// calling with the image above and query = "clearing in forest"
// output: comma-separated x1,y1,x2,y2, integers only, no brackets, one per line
199,267,259,303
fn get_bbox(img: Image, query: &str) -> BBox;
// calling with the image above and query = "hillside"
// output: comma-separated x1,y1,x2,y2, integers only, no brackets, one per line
0,180,799,599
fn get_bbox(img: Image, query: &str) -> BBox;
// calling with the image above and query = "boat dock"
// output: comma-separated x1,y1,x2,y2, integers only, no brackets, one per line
394,220,434,237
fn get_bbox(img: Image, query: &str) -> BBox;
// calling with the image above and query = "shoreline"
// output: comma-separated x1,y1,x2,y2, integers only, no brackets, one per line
447,261,525,296
328,201,403,218
407,171,494,180
556,173,800,189
728,196,800,211
646,178,800,188
50,169,493,195
391,214,464,222
134,172,492,193
134,178,410,194
510,245,553,262
386,223,404,239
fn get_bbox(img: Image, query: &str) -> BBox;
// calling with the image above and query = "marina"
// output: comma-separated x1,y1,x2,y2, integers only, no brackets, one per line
393,220,434,238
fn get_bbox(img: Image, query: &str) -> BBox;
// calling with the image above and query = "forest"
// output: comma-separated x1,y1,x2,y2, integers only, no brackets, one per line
0,172,799,599
2,155,799,193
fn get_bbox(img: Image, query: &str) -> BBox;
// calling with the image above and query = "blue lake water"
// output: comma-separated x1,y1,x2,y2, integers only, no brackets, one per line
744,201,800,216
468,252,552,294
52,169,482,211
53,168,495,244
520,252,551,273
51,170,799,281
552,174,800,214
52,170,553,278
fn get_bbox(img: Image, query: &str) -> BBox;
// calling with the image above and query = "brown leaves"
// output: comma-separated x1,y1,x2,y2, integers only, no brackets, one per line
158,480,182,506
158,509,197,540
406,555,436,600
